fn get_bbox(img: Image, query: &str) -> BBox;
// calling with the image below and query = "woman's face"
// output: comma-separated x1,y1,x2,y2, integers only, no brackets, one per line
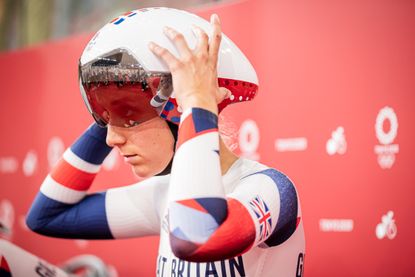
106,117,175,178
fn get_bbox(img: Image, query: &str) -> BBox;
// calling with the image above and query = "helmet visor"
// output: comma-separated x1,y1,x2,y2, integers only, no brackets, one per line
79,48,173,128
79,48,259,128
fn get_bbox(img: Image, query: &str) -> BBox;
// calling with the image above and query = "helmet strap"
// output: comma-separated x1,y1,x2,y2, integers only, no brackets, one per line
155,120,178,176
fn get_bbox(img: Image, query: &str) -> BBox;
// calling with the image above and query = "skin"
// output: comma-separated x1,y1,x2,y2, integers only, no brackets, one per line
106,14,239,178
106,117,175,178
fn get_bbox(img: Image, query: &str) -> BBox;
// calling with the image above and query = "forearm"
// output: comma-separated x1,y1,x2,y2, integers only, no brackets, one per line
168,107,229,258
26,124,113,238
42,124,111,202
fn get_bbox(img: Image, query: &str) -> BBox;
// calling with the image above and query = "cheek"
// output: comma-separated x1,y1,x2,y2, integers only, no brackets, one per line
128,123,175,174
130,128,173,156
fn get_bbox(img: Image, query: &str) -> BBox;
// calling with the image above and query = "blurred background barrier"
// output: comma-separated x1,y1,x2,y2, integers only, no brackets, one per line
0,0,414,276
0,0,221,50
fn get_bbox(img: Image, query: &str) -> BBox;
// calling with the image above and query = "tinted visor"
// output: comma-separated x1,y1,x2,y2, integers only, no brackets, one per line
79,49,173,127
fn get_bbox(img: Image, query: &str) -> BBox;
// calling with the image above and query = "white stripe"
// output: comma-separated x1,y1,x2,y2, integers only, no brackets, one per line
40,175,86,204
63,149,101,174
179,108,193,126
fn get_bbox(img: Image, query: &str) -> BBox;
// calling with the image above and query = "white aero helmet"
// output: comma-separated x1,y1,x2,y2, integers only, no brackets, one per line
79,7,258,127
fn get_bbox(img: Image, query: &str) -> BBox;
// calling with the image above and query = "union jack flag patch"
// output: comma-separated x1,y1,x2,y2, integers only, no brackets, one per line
249,195,272,241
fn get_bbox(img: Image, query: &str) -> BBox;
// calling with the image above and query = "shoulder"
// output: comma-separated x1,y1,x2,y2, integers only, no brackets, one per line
228,160,301,248
244,163,300,248
234,159,297,192
239,161,299,219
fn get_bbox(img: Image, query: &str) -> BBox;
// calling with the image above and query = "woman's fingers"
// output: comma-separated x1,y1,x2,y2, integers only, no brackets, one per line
209,14,222,66
192,25,209,55
150,17,221,69
217,87,231,104
163,26,192,59
148,42,180,71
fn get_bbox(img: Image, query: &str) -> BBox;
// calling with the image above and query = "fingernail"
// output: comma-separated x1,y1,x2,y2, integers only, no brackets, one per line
148,42,156,50
211,14,220,24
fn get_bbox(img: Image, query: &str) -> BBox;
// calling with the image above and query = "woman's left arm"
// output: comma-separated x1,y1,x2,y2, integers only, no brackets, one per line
167,106,300,262
149,14,300,262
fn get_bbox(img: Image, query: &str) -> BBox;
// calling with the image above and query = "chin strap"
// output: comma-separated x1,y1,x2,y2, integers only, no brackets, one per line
156,120,178,176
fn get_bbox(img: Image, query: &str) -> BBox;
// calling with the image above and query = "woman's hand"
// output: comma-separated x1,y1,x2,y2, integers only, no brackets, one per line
148,14,228,114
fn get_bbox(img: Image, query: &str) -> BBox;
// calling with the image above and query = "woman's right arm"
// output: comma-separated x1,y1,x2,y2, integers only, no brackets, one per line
26,124,162,239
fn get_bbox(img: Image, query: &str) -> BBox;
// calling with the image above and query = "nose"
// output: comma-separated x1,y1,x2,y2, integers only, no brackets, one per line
106,125,127,147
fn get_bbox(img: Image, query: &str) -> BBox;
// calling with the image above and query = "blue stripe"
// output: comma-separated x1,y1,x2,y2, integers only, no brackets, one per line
26,192,113,239
114,18,125,25
247,169,298,247
71,124,112,164
195,198,227,225
191,108,218,133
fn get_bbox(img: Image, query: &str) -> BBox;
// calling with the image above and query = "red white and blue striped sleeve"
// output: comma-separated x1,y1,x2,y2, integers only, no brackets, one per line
26,124,114,239
168,108,300,262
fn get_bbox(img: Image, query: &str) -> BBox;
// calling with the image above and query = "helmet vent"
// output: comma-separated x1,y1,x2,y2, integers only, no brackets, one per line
91,53,122,67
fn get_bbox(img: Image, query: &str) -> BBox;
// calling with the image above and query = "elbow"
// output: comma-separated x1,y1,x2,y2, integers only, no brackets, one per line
168,197,229,261
26,213,57,238
25,203,53,236
169,233,230,263
169,233,200,261
169,198,257,262
25,211,46,235
25,192,58,236
168,216,221,262
170,235,254,263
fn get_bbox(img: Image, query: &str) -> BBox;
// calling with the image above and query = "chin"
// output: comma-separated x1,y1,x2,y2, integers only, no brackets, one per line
131,164,158,179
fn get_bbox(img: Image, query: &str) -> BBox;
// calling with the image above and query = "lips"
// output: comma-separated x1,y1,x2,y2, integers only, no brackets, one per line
123,154,138,164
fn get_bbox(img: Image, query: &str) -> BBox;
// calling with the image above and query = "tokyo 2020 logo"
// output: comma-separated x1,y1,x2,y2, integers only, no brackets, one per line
374,107,399,169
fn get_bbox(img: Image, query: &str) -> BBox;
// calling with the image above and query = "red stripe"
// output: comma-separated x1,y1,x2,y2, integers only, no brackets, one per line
184,198,255,262
253,200,266,216
177,199,208,213
110,17,119,23
50,159,96,191
176,115,196,149
176,115,218,149
253,200,271,226
0,256,10,272
259,212,271,224
296,217,301,228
